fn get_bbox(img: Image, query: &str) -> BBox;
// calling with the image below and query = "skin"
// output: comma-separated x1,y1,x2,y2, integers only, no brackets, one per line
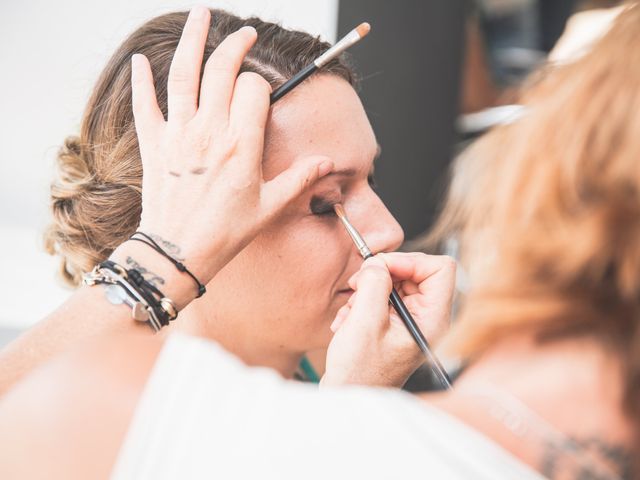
169,75,404,377
430,337,635,479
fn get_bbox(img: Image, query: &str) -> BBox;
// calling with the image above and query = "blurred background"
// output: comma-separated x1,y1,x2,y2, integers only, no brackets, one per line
0,0,624,344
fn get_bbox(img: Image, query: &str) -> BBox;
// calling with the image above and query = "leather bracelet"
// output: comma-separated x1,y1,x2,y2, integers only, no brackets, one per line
129,232,206,298
83,261,178,331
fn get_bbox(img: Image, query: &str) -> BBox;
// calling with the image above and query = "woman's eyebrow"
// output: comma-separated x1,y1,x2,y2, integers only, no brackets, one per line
325,145,381,178
326,168,358,178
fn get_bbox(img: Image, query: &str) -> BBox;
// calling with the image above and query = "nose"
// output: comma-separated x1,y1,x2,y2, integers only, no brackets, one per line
350,193,404,254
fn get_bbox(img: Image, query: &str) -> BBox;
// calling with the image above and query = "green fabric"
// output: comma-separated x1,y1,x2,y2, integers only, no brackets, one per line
298,356,320,384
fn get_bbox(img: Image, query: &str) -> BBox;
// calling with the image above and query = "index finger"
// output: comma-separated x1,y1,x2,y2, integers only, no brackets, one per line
349,258,394,328
378,253,457,292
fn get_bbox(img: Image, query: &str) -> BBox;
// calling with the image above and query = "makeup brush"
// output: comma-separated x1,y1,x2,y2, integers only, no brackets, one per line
270,22,371,104
334,204,453,390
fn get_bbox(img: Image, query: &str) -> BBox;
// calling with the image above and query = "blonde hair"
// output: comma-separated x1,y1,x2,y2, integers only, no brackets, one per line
45,9,355,286
430,3,640,419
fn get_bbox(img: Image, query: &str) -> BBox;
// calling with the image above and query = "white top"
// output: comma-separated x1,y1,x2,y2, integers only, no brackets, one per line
112,333,545,479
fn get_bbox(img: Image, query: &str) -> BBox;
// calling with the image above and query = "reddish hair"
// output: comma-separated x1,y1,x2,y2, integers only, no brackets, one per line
431,3,640,426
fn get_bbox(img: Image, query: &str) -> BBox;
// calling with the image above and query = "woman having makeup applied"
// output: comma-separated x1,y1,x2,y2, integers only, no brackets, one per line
0,8,452,392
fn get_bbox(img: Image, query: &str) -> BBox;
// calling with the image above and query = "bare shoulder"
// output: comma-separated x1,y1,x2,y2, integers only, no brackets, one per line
0,332,164,479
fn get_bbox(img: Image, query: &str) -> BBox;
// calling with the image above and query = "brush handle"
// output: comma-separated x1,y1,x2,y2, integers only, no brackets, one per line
270,63,317,104
388,288,452,390
361,253,452,389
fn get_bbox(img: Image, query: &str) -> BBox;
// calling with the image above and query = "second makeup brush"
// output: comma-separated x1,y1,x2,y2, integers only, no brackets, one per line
270,22,371,104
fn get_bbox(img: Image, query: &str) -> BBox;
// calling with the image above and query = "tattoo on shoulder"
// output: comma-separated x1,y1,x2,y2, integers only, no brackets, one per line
540,436,635,480
149,234,185,261
126,256,166,287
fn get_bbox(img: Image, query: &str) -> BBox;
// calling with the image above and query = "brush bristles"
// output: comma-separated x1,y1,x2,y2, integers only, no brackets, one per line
333,203,346,220
356,22,371,38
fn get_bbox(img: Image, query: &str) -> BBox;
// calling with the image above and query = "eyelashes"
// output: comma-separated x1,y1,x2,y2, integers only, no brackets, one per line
309,196,337,217
309,173,377,217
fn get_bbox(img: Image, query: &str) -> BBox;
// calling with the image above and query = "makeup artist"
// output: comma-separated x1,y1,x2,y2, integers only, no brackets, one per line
2,3,640,479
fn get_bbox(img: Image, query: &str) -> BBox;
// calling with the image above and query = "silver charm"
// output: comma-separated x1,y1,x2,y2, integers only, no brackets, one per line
104,284,150,322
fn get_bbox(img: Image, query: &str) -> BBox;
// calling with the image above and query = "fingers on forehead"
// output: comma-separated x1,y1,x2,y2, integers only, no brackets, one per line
167,7,212,122
198,26,258,120
131,54,163,133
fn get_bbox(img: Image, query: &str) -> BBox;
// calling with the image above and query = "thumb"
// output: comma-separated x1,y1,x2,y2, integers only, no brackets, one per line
261,156,334,214
345,256,393,330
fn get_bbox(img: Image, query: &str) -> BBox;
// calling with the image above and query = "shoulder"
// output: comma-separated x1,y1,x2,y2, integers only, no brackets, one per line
0,332,163,479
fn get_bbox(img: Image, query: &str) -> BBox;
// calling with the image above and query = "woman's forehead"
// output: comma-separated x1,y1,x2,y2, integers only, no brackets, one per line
263,75,378,174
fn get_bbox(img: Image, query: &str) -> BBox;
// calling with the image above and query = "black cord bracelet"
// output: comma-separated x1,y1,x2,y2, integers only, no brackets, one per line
129,231,207,298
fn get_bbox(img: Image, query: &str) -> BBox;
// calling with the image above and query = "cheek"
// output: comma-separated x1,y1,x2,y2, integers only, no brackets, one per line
214,219,350,310
205,219,353,349
254,221,347,295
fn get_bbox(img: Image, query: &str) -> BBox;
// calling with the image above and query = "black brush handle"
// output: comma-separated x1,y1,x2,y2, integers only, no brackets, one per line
362,253,452,389
388,288,452,390
270,63,317,104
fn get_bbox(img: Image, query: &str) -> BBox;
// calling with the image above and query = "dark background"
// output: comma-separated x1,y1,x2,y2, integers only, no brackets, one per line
337,0,467,240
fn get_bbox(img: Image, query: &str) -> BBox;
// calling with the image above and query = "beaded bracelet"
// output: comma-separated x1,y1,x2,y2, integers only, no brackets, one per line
83,261,178,332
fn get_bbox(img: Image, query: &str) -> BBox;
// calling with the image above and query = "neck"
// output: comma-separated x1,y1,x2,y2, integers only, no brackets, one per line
456,336,620,402
163,303,303,379
427,335,635,477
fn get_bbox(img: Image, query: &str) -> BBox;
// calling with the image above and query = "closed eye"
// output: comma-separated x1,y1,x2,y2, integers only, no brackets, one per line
309,196,338,217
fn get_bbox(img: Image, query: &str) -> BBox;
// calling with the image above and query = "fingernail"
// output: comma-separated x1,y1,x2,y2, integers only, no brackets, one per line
317,160,334,177
239,25,257,36
329,318,338,332
363,256,386,270
131,54,143,75
190,6,208,20
330,315,343,332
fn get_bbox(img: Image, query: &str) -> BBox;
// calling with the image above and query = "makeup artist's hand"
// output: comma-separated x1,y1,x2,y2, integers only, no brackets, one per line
322,253,455,388
114,6,334,294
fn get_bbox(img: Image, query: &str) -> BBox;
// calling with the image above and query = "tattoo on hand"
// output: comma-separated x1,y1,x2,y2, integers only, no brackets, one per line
149,234,185,261
126,256,165,287
541,436,634,480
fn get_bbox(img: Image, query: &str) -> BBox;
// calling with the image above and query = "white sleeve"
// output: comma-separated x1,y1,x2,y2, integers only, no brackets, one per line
111,333,546,480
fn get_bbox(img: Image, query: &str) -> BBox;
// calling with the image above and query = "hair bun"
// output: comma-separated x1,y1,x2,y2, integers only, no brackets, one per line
51,136,93,200
45,135,100,285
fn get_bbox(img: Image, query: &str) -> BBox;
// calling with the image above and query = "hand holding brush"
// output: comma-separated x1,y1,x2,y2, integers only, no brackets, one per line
323,252,456,389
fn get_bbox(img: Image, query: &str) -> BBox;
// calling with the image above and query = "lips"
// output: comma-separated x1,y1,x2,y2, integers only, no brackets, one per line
336,288,354,296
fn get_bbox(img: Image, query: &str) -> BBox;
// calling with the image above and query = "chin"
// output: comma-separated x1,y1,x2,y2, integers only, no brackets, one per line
314,312,339,348
293,316,335,353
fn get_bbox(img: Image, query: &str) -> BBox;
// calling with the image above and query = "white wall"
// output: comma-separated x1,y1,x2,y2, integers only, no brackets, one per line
0,0,339,329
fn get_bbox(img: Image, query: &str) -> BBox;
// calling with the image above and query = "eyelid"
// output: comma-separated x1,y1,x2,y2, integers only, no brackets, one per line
308,166,374,215
309,195,339,216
